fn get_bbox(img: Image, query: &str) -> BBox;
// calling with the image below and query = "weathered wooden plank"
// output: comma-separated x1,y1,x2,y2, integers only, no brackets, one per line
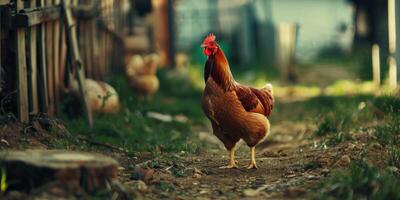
0,6,3,94
84,21,93,78
59,5,67,91
16,0,29,123
53,0,61,114
45,0,54,115
15,6,61,28
28,0,39,115
90,20,100,79
13,4,103,28
25,1,39,115
37,0,49,113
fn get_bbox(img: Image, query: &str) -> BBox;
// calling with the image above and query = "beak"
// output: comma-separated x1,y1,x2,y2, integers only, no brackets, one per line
200,44,206,48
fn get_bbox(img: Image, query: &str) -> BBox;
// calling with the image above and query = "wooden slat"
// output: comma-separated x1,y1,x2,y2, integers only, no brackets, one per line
37,0,49,113
54,0,61,114
28,0,39,115
0,6,3,92
59,5,67,91
90,20,100,79
85,21,93,78
16,0,29,123
45,0,54,115
0,10,3,88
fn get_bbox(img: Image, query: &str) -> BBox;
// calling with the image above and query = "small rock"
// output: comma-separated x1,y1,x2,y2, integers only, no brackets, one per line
243,189,260,197
118,166,125,171
334,155,351,167
199,190,209,194
321,168,330,175
285,187,306,197
286,174,296,178
306,174,318,180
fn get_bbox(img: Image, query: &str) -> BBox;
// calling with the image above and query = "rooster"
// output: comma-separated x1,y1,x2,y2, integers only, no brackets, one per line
201,34,274,169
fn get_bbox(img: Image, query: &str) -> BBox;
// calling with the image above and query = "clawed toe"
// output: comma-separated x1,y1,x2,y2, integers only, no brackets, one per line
245,162,258,169
219,164,238,169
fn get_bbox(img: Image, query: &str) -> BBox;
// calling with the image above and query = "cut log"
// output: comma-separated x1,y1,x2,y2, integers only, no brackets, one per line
0,150,119,193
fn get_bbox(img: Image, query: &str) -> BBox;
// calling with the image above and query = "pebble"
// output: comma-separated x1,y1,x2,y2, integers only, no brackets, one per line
334,155,351,167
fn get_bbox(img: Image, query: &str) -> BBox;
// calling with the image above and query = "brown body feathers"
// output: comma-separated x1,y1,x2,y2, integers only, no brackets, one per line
201,40,274,150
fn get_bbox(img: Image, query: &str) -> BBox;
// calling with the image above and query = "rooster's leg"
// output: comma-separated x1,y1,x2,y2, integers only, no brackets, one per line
219,148,238,169
246,147,258,169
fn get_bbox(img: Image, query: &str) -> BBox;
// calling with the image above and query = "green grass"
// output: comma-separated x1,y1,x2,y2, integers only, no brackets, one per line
313,95,400,199
316,159,400,200
388,147,400,169
61,69,207,154
374,117,400,147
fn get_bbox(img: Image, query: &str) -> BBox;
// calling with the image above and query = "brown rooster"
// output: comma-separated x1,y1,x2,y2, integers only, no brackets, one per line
201,34,274,169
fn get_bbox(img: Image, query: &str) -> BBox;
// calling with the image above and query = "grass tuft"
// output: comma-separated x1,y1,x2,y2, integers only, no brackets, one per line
316,160,400,200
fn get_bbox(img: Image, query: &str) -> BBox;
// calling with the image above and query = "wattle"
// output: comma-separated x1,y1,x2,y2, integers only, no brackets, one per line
204,48,212,56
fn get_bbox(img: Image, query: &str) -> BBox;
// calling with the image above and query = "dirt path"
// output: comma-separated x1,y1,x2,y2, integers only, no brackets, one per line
115,119,378,200
0,94,389,199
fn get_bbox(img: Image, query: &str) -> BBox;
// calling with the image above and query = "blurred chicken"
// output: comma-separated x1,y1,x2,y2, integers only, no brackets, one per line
175,52,189,69
71,78,120,113
125,53,160,96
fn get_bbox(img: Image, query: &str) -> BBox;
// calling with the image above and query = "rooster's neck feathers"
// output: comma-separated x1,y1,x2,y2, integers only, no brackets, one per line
205,48,234,91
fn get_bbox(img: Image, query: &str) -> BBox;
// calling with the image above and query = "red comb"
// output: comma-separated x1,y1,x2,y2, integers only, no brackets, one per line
203,33,216,44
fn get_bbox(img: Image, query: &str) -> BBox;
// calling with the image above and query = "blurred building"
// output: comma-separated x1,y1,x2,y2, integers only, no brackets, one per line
174,0,355,64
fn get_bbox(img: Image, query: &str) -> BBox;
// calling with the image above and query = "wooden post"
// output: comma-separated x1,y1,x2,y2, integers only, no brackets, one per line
28,0,39,116
15,0,29,123
397,0,400,82
152,0,171,66
276,23,298,83
63,0,93,127
372,44,381,86
54,0,61,114
388,0,397,88
59,0,68,91
37,0,49,113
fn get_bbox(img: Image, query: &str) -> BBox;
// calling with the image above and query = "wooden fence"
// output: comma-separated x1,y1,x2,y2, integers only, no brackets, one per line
0,0,130,124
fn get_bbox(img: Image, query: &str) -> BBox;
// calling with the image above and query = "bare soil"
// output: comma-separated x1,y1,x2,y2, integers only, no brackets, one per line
0,113,387,200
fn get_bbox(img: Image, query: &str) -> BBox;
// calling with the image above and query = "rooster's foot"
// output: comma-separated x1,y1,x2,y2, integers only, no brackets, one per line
219,161,238,169
245,162,258,169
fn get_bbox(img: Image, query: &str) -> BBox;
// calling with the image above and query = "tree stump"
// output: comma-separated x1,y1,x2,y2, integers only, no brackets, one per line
0,150,119,193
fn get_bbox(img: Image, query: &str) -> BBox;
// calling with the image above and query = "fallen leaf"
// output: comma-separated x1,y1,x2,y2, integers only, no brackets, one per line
131,167,154,184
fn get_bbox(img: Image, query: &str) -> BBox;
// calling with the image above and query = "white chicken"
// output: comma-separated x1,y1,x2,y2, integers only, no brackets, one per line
71,78,120,113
